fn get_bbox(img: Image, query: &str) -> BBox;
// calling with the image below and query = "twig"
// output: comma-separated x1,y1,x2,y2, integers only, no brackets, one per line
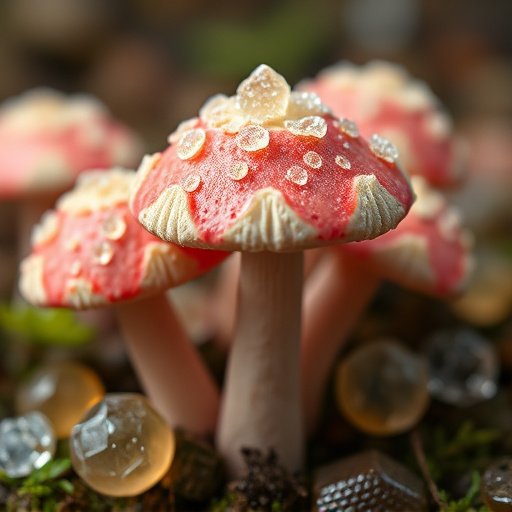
410,428,447,510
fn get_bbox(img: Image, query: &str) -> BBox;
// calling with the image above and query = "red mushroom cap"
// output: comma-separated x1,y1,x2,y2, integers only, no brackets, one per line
0,88,144,199
299,60,466,189
19,169,228,309
130,65,414,252
340,176,474,296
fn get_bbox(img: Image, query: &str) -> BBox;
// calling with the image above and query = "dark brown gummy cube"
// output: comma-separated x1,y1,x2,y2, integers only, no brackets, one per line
313,450,428,511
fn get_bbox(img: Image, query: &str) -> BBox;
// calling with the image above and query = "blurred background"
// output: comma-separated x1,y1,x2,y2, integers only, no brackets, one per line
0,0,511,331
0,0,510,314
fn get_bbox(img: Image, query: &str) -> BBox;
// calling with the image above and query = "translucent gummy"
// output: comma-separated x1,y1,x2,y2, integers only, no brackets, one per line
69,393,175,497
426,328,499,407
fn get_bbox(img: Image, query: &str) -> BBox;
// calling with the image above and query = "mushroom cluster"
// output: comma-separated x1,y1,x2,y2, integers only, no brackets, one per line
130,64,415,476
19,168,227,436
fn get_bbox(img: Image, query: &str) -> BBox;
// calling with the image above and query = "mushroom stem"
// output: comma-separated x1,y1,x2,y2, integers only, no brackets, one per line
217,251,304,478
116,292,220,437
301,251,379,436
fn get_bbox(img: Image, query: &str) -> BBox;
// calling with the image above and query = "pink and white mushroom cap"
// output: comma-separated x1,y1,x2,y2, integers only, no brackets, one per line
0,88,144,199
341,176,474,296
19,168,228,310
299,60,466,189
130,65,414,252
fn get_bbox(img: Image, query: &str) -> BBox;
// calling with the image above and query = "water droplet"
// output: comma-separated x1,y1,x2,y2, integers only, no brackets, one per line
92,241,114,265
235,65,290,122
343,142,350,149
284,116,327,138
369,134,399,163
335,155,351,170
286,166,308,186
339,118,359,138
177,129,206,160
65,237,80,252
70,261,82,276
100,214,126,241
229,162,249,180
303,151,322,169
182,174,201,192
235,125,269,151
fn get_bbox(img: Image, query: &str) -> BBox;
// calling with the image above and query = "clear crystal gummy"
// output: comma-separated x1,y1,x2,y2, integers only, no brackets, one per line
70,393,175,497
426,328,499,407
16,361,105,439
0,412,56,478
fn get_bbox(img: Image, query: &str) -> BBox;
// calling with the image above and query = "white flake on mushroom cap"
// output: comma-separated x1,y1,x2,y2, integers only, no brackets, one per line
195,65,332,135
312,60,439,113
64,278,109,309
19,255,47,305
140,243,199,291
57,168,134,215
31,211,60,246
0,88,108,135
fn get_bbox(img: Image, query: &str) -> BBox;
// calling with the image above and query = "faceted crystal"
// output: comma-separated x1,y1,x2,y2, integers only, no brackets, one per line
426,328,499,407
0,412,56,478
16,362,105,439
369,134,399,163
314,450,428,512
70,393,175,497
284,116,327,138
335,340,430,436
480,458,512,512
235,64,290,122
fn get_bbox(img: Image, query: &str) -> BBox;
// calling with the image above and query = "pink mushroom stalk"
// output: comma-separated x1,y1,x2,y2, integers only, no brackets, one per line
301,175,474,435
19,169,228,436
299,60,466,189
129,65,414,476
0,88,143,258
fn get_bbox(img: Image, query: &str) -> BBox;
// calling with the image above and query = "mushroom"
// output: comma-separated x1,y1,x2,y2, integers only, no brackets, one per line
298,60,466,189
19,168,228,436
0,88,143,258
129,65,414,476
301,175,474,434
